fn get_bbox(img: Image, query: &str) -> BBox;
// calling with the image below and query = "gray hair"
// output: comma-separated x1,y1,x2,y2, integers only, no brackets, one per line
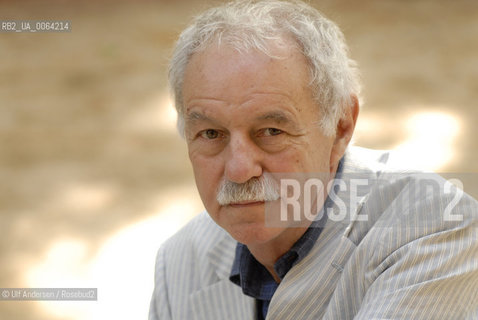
169,0,360,136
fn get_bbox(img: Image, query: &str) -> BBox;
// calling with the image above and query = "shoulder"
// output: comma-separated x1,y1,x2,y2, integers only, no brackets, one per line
343,146,391,172
341,147,478,243
150,212,235,319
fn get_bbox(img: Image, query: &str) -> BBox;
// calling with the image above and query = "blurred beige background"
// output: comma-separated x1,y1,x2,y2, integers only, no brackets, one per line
0,0,477,319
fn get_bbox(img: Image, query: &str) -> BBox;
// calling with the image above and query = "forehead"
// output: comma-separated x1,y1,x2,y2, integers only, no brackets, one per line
181,41,313,112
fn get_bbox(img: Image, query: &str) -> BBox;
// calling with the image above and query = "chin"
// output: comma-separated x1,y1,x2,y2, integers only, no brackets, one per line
208,204,284,245
227,223,283,246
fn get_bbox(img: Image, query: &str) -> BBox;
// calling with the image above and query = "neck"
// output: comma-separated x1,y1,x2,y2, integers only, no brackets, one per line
247,222,311,283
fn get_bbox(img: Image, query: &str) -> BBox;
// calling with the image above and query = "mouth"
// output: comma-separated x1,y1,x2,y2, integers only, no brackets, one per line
228,200,265,208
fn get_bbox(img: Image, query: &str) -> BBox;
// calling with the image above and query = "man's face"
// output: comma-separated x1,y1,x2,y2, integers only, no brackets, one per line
182,42,342,246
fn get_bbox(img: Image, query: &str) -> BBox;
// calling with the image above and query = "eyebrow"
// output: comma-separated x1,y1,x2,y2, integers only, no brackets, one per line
185,111,211,123
256,111,295,124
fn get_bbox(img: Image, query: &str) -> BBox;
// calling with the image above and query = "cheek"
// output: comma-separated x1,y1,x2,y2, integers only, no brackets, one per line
264,145,314,172
301,132,335,170
266,141,333,173
189,153,223,204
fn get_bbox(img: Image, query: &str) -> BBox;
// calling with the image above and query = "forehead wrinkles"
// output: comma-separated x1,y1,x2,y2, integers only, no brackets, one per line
185,92,300,120
181,44,318,132
183,90,308,128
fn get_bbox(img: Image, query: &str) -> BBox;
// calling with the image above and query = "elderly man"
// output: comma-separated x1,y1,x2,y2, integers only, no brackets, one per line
149,1,478,319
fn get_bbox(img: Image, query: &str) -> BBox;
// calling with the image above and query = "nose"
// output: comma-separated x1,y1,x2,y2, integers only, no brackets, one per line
224,133,263,184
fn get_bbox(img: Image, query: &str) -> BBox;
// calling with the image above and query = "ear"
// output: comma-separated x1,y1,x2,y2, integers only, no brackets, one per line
329,95,359,172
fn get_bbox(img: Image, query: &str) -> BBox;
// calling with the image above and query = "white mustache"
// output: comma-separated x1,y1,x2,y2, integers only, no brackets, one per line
216,174,280,206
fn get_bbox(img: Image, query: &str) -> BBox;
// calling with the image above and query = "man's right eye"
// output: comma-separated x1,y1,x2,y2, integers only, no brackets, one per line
200,129,220,140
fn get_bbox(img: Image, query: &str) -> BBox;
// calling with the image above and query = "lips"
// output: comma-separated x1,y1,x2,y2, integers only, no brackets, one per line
228,200,265,207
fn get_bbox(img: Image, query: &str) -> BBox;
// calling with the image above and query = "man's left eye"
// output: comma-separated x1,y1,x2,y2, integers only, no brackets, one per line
263,128,283,136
